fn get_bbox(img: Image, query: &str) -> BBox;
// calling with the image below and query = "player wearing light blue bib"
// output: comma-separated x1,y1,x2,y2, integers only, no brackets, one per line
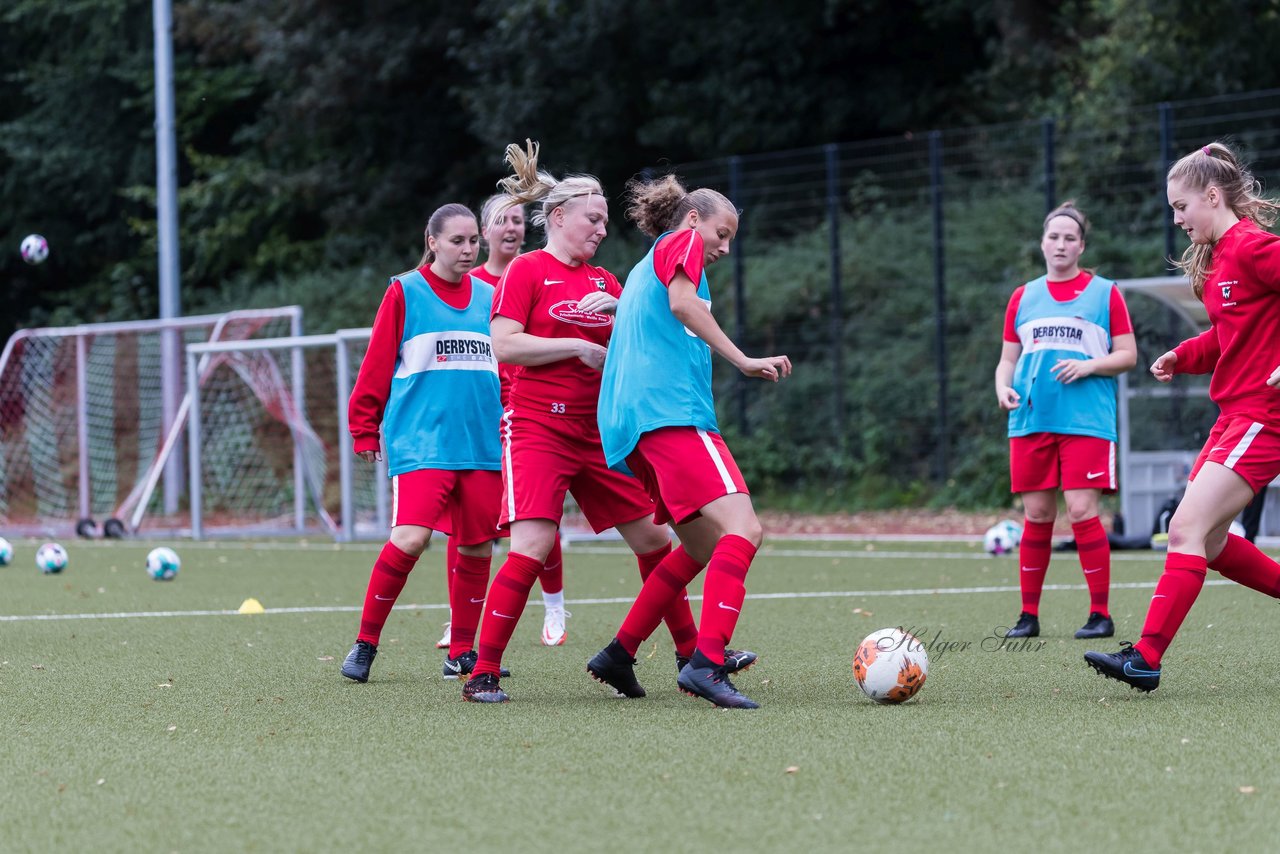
598,232,717,471
994,201,1138,645
340,203,507,686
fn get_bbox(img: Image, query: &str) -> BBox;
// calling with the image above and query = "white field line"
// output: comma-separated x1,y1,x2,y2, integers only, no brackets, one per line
0,579,1235,623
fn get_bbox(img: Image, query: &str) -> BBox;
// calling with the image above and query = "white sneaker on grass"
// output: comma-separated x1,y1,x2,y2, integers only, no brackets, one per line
435,622,451,649
541,606,570,646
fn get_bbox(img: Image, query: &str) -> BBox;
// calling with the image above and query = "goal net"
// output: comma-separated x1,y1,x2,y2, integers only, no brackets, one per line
0,308,301,536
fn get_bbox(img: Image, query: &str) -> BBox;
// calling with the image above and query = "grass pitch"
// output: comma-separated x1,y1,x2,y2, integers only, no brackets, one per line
1,536,1277,852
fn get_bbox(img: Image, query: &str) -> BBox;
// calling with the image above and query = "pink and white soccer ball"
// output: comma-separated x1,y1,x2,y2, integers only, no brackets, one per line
20,233,49,265
852,627,929,704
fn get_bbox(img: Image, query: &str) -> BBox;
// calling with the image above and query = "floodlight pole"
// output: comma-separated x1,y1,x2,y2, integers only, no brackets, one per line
154,0,183,514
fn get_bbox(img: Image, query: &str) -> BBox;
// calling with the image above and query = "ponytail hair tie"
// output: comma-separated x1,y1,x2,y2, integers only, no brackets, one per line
1202,145,1213,156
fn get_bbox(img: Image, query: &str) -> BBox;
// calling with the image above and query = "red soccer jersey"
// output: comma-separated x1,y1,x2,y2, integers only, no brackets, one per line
1172,218,1280,421
490,249,621,417
1002,272,1134,342
470,263,521,404
653,228,707,288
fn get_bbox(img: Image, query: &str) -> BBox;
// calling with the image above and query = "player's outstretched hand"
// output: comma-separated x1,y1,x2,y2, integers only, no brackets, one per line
740,354,791,381
356,450,382,463
576,341,608,372
995,385,1020,411
1150,350,1177,383
576,291,618,315
1268,363,1280,388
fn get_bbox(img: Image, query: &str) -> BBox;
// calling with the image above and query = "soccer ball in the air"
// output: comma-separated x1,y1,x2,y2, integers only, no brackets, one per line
36,542,68,574
853,627,929,704
20,234,49,265
0,537,12,566
145,546,181,581
984,519,1024,555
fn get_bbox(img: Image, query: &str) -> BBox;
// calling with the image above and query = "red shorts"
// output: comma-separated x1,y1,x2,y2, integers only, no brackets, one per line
1190,415,1280,492
1009,433,1116,493
499,408,654,533
626,427,750,526
391,468,502,546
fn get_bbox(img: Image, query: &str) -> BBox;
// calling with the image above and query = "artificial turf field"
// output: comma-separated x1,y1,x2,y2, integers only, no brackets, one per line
2,535,1277,852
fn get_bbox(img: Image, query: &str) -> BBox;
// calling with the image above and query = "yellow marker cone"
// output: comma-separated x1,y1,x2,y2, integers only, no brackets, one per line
238,597,265,615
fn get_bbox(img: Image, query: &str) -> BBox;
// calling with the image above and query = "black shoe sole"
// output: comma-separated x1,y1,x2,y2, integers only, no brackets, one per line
586,663,646,698
1074,628,1115,639
341,669,369,684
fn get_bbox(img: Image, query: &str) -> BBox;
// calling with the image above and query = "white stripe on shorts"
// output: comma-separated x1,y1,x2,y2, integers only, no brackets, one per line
696,428,738,495
501,408,516,522
391,474,400,527
1108,440,1117,490
1225,422,1265,470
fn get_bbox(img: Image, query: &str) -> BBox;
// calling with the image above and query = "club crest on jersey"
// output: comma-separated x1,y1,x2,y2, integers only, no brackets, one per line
589,277,607,291
1221,284,1232,299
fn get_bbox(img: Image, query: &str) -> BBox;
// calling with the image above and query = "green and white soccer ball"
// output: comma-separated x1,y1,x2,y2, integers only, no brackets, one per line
36,542,68,574
0,536,13,566
145,546,180,581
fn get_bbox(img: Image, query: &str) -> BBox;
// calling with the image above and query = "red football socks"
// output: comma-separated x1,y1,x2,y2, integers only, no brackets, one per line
474,551,543,677
636,542,698,658
540,536,564,595
1017,519,1055,616
356,542,418,645
447,552,492,658
617,545,703,656
1210,533,1280,598
1072,516,1111,617
1134,552,1207,668
696,534,757,665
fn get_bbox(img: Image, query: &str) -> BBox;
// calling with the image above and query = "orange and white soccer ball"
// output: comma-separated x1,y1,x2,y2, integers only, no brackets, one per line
853,627,928,704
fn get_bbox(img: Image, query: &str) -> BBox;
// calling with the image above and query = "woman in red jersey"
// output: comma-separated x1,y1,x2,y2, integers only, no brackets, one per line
1086,141,1280,692
993,201,1137,642
434,196,573,651
340,204,506,684
462,142,750,703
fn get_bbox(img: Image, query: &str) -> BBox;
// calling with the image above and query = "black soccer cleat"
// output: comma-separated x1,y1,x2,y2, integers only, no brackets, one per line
1004,612,1040,638
1084,642,1161,692
586,639,646,698
341,640,377,683
462,672,509,703
677,647,758,676
443,649,510,680
676,650,760,709
1074,611,1115,639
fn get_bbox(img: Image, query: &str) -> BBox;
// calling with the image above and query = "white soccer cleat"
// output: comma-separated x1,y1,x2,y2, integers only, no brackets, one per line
435,622,451,649
541,606,570,646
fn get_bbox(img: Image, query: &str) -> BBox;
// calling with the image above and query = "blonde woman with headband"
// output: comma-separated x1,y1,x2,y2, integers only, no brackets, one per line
994,201,1137,644
462,142,753,703
1087,141,1280,692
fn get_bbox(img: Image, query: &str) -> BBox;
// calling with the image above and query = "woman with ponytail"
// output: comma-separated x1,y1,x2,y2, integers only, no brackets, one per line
1086,141,1280,692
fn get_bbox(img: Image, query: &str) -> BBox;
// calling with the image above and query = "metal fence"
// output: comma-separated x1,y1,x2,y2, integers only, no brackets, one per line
667,88,1280,500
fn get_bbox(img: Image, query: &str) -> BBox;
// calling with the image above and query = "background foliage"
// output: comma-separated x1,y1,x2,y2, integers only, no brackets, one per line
3,0,1279,509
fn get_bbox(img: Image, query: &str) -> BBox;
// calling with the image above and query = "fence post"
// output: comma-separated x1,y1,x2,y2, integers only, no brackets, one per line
929,130,950,483
824,144,846,451
1159,102,1175,261
1042,117,1056,216
728,155,749,435
186,348,203,540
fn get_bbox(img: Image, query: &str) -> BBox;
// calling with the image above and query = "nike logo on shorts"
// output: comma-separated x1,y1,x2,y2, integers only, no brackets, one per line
1086,471,1106,479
